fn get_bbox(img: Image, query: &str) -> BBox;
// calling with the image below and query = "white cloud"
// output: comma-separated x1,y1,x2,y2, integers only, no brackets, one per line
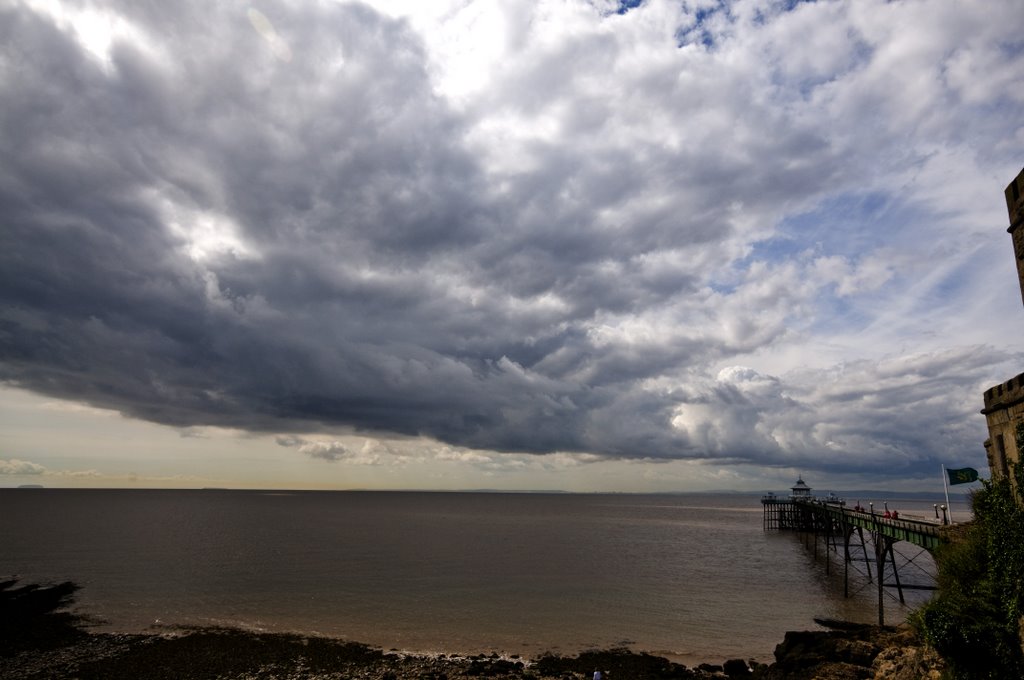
0,458,47,475
56,467,103,478
0,458,103,478
277,436,402,466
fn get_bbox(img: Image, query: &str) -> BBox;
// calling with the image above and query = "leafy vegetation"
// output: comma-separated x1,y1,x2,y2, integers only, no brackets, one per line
913,422,1024,679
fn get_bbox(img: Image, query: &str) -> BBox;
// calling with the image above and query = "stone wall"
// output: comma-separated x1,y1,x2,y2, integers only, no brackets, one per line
982,168,1024,483
983,374,1024,479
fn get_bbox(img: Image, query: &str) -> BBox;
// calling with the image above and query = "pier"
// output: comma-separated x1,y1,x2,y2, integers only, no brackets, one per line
763,480,952,625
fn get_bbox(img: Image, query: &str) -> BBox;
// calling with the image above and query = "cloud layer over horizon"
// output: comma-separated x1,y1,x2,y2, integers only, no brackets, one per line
2,0,1023,484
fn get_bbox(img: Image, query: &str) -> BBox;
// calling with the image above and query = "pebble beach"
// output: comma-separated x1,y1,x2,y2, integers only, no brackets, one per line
1,619,945,680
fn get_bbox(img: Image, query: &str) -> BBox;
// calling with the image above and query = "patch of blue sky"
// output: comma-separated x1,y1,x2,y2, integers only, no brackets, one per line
805,290,874,336
706,279,738,295
693,4,721,24
915,250,994,314
787,42,871,98
675,1,727,49
998,37,1024,58
752,0,818,25
615,0,645,15
747,190,910,264
762,22,871,98
927,267,970,306
958,92,1024,135
675,26,715,49
706,269,876,335
733,189,965,336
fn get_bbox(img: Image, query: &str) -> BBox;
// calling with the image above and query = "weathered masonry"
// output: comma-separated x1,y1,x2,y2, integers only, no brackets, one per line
983,373,1024,480
982,167,1024,484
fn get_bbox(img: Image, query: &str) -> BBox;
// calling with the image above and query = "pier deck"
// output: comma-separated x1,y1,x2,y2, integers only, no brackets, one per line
762,496,950,625
762,496,944,550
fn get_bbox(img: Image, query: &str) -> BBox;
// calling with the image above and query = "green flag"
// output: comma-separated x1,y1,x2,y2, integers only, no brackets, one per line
946,467,980,485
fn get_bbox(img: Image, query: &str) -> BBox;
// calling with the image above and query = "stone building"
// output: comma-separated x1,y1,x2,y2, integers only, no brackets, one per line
982,167,1024,482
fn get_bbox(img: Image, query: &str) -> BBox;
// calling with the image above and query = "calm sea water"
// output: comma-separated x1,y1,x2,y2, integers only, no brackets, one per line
0,490,966,664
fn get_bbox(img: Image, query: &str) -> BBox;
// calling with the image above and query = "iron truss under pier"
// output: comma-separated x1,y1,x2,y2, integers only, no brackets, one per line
762,496,951,625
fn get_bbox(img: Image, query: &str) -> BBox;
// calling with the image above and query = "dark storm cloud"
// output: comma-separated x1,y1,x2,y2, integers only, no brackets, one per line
0,1,694,458
0,0,1020,479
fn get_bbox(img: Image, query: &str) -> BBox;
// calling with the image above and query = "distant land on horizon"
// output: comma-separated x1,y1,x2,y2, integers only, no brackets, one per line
0,485,972,499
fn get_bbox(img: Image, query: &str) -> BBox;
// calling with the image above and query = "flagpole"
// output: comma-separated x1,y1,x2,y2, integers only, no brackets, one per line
942,464,952,524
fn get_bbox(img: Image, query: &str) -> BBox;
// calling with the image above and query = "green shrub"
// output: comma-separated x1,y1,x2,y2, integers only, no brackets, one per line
913,444,1024,680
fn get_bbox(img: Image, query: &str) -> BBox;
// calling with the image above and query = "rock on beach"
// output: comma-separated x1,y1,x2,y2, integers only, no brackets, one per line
757,620,946,680
0,623,945,680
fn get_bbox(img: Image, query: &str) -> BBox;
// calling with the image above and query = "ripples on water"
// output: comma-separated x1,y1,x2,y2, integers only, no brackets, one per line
0,490,968,664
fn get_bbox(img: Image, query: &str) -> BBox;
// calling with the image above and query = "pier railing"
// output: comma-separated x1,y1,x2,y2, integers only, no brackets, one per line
762,495,948,624
763,495,945,549
806,500,943,551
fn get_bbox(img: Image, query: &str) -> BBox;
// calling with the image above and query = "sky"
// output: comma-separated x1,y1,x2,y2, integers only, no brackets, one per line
1,0,1023,493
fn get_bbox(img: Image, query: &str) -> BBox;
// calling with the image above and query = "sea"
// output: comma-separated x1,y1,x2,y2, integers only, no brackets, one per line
0,489,969,665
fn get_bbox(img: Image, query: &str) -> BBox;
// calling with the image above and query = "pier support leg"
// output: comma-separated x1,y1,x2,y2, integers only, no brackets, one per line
874,533,891,627
887,541,905,604
875,534,884,626
860,527,873,583
843,525,853,598
824,518,830,576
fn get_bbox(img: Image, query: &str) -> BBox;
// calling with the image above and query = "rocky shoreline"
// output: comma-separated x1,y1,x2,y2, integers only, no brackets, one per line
1,619,945,680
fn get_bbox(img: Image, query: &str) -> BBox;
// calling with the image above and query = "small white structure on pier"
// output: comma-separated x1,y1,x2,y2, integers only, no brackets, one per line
790,476,812,500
